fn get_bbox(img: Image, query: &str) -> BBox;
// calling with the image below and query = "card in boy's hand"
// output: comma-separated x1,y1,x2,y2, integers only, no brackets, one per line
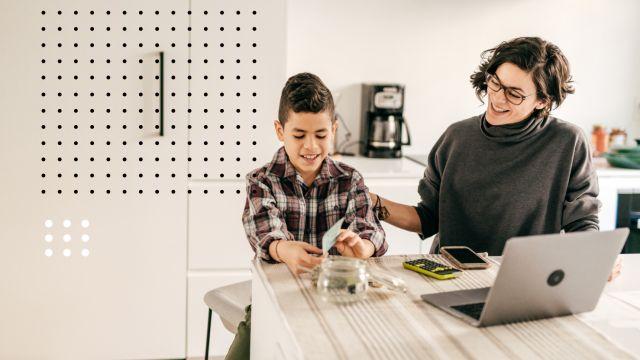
322,217,345,254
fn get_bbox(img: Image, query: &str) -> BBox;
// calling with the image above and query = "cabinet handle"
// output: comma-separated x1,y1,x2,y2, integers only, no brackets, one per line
159,51,165,136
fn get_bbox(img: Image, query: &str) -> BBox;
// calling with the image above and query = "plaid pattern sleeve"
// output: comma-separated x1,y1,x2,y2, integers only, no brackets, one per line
242,172,295,262
344,170,388,257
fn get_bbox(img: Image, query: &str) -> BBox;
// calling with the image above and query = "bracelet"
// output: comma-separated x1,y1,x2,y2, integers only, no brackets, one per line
274,240,282,262
373,195,381,217
379,198,390,220
373,195,390,221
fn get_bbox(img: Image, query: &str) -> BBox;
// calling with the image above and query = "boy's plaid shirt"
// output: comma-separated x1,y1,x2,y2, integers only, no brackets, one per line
242,147,387,261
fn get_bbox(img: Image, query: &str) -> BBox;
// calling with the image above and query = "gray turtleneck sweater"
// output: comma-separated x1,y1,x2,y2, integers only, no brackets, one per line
415,114,600,255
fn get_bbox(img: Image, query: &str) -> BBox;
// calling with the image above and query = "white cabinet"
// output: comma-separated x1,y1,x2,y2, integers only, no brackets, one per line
188,0,283,182
188,182,253,270
0,0,287,359
1,2,190,359
186,183,254,358
185,0,286,357
337,156,427,255
365,178,427,254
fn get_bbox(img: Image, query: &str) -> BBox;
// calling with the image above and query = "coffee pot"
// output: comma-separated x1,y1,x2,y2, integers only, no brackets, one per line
360,84,411,158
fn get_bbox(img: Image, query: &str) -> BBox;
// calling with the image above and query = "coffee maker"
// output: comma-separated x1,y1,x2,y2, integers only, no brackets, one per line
360,84,411,158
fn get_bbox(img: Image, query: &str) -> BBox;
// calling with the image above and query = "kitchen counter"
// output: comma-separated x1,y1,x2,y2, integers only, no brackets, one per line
334,154,640,235
404,153,640,178
593,157,640,177
334,154,640,179
332,154,425,178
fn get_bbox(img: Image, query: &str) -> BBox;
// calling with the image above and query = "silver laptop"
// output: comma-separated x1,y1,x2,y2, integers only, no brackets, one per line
421,228,629,327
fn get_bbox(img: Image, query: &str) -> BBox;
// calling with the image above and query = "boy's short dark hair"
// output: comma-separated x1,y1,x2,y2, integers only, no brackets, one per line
278,72,335,125
470,37,575,118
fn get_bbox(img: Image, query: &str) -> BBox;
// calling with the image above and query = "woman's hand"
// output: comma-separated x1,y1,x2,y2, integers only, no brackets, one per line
608,256,622,282
334,230,375,259
274,241,324,275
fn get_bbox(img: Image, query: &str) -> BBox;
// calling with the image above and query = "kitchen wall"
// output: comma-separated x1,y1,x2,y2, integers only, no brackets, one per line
287,0,640,155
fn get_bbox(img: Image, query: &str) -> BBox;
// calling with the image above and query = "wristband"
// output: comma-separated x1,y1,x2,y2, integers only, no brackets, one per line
374,195,390,221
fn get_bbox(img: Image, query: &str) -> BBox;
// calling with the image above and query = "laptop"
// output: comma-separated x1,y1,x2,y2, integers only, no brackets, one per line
421,228,629,327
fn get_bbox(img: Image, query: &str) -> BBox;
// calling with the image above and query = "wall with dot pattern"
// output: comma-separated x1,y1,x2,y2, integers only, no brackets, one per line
0,0,285,358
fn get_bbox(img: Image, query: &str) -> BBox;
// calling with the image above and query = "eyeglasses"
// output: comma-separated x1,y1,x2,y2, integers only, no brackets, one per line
485,73,535,106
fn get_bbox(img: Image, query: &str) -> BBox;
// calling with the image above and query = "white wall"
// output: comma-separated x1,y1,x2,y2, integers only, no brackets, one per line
287,0,640,155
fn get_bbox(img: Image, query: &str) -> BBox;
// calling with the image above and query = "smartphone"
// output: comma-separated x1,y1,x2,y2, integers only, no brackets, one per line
440,246,490,269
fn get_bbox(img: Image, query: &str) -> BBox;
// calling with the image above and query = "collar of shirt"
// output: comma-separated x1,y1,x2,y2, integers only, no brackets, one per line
266,147,348,186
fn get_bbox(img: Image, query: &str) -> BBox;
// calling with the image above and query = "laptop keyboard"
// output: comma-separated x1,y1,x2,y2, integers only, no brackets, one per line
451,302,485,320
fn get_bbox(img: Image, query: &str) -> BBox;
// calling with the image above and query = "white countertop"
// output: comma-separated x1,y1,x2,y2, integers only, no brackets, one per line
333,154,640,179
593,157,640,178
332,154,425,178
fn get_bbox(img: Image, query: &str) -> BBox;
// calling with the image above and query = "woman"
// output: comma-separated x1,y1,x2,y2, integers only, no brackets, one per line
372,37,614,265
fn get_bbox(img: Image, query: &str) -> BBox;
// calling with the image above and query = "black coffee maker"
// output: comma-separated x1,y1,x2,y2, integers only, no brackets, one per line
360,84,411,158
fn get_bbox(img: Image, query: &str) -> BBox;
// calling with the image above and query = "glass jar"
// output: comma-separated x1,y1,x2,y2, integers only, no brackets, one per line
609,128,628,148
315,256,369,303
313,256,407,303
591,125,609,156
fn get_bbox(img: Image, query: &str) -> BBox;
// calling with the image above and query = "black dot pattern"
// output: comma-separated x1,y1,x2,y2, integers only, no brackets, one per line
188,3,267,188
39,5,274,196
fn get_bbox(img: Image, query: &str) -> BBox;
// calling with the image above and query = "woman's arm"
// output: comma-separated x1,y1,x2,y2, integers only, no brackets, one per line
369,132,445,237
342,170,388,256
370,193,422,233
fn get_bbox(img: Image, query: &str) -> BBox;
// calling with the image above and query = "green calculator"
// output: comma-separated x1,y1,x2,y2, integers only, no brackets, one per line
403,258,462,280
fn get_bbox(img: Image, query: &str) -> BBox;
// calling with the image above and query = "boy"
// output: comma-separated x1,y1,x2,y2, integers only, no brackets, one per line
225,73,387,360
243,72,387,273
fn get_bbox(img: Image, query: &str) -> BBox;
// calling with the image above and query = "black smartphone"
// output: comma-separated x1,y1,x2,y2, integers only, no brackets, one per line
440,246,490,269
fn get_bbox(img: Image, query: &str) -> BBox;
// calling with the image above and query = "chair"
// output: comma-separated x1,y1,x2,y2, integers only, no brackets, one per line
204,280,252,360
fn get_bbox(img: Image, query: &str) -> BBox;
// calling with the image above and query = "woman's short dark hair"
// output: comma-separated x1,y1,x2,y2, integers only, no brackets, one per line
278,72,335,125
470,37,575,118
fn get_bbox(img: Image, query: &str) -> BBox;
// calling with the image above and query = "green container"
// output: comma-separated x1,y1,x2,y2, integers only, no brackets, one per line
603,152,640,169
614,146,640,154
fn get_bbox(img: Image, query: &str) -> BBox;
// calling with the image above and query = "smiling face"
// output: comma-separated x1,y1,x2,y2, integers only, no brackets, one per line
275,110,337,185
486,62,547,125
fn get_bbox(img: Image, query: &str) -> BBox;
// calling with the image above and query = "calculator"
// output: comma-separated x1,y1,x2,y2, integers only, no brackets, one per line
402,258,462,280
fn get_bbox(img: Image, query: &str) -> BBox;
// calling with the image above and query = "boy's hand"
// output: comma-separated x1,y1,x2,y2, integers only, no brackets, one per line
335,230,375,259
278,241,324,275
